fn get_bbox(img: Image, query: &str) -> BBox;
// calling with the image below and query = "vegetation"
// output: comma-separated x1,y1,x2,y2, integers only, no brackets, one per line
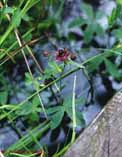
0,0,122,156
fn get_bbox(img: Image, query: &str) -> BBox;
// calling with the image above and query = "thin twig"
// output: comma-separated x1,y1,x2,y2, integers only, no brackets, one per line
0,37,43,66
25,45,44,73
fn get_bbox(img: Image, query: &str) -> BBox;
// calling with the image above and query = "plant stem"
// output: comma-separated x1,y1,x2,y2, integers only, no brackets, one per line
1,1,48,118
71,74,77,144
2,44,122,121
14,28,48,119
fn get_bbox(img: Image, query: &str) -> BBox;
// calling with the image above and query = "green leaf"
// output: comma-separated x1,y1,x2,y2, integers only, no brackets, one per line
49,61,62,73
11,8,22,27
47,106,63,115
2,6,14,14
81,3,94,20
32,95,40,106
50,106,64,129
113,46,122,55
63,98,72,120
63,97,85,126
25,72,32,85
0,91,8,104
76,111,85,126
69,17,86,28
95,10,104,20
44,62,63,79
0,52,6,59
16,100,41,116
116,4,122,18
109,4,122,26
22,14,30,22
108,8,117,26
95,23,104,36
84,24,94,43
16,102,32,116
86,55,104,72
112,28,122,41
104,58,120,78
38,18,58,29
29,112,39,122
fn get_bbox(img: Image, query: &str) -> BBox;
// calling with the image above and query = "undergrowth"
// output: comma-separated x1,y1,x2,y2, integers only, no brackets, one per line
0,0,122,156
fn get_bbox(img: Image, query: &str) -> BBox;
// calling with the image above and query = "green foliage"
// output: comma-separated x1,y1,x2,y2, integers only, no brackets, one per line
47,106,64,129
25,72,42,90
25,72,33,85
63,97,85,126
0,91,8,104
86,55,104,72
5,122,49,155
104,58,122,79
0,0,40,46
44,61,63,79
15,95,42,124
11,8,22,27
47,95,85,130
108,3,122,27
1,0,122,156
69,3,105,43
112,28,122,41
69,17,86,28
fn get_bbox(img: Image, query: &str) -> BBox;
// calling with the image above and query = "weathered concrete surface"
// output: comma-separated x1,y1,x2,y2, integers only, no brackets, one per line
64,92,122,157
